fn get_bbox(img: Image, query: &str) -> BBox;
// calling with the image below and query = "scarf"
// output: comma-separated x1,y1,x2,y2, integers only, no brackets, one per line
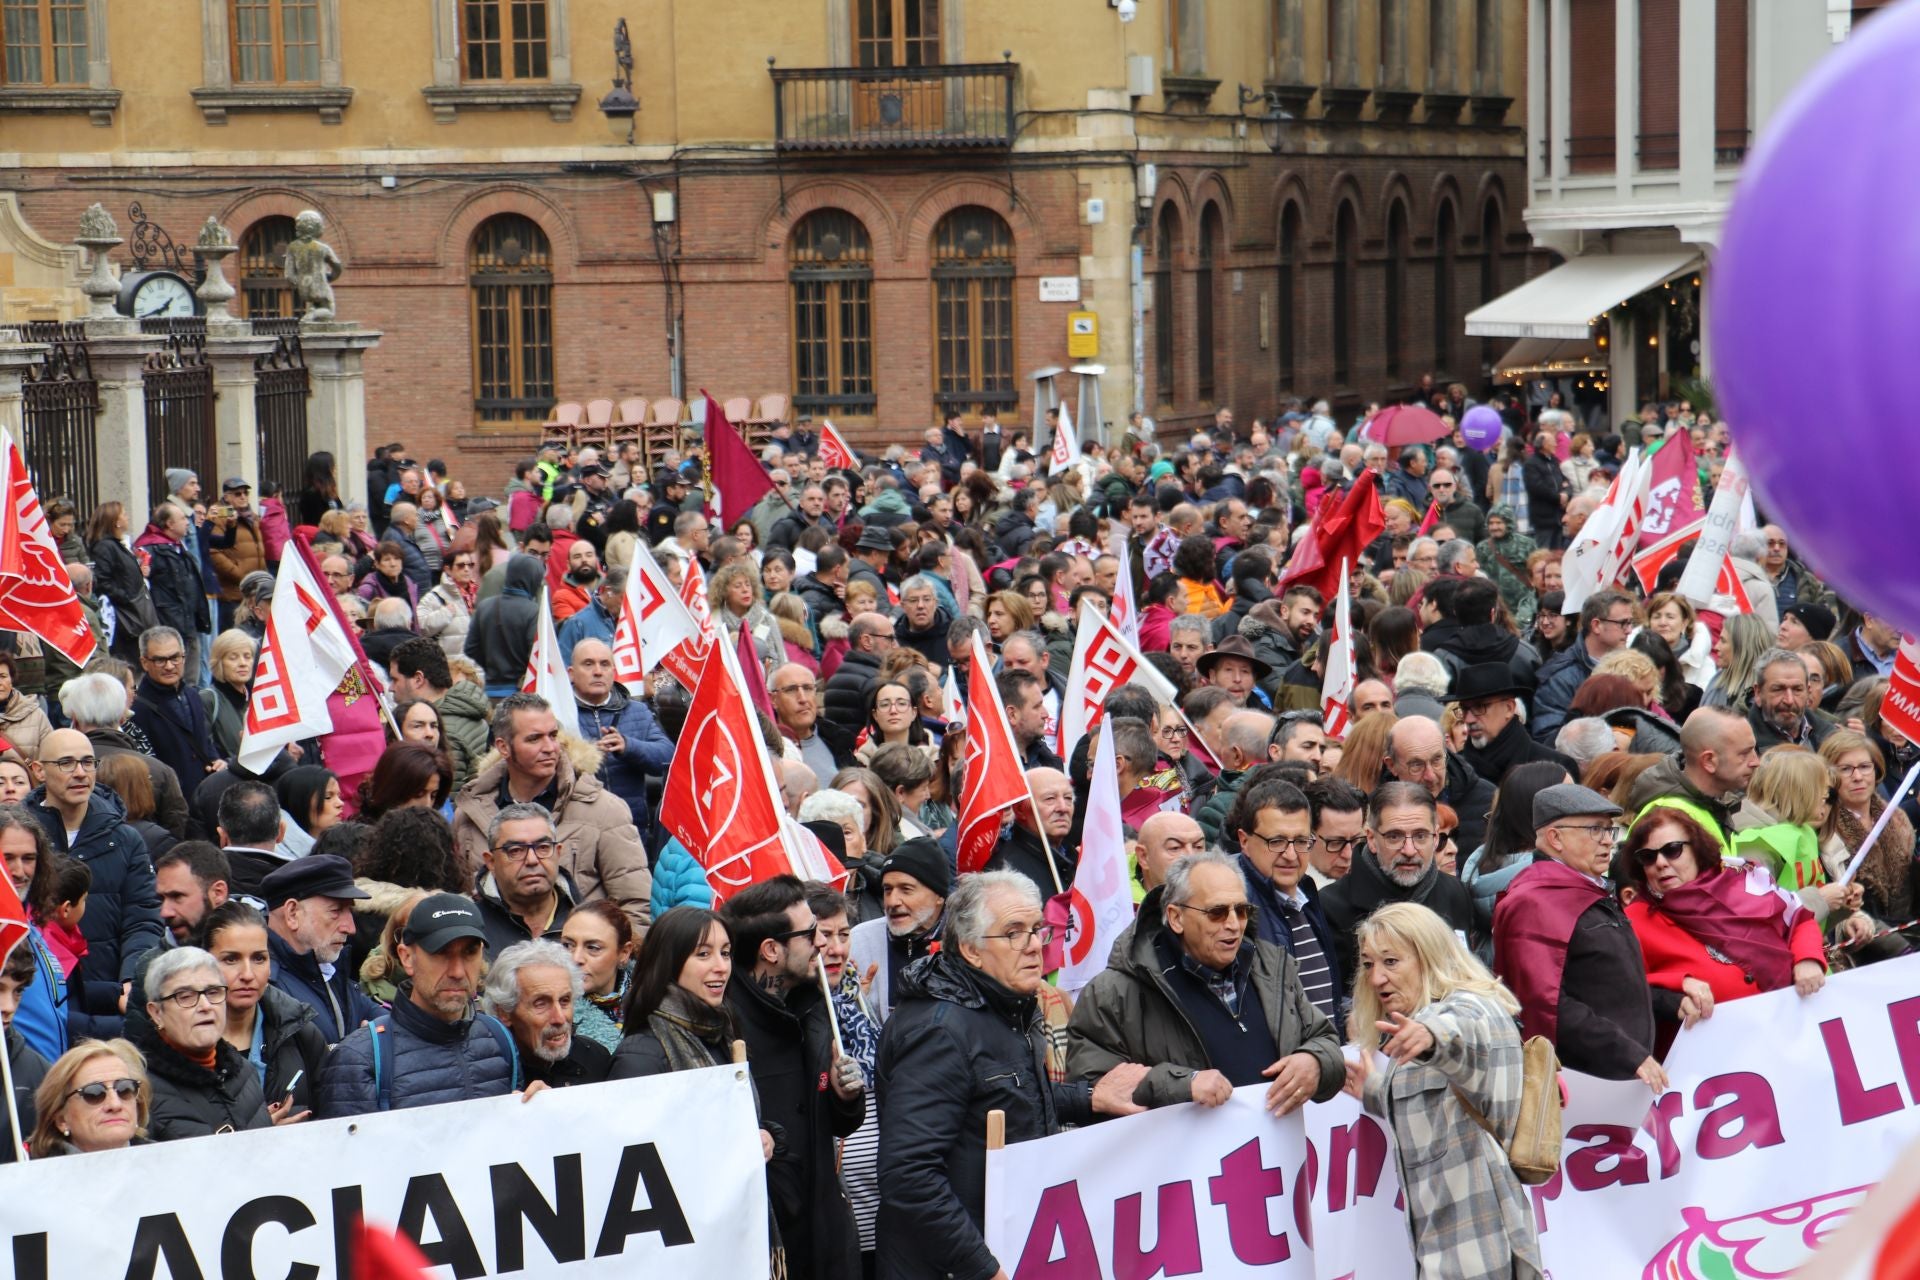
1831,796,1916,920
1643,865,1802,992
644,985,734,1071
1492,857,1606,1045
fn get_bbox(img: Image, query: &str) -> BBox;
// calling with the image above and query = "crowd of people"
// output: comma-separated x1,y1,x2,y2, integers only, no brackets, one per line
0,388,1908,1280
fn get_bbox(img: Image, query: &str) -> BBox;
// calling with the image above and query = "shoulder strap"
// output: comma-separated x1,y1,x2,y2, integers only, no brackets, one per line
477,1013,522,1090
369,1014,392,1112
1449,1083,1497,1140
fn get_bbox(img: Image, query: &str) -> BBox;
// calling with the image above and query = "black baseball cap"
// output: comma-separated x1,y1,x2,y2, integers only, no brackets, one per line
402,893,487,953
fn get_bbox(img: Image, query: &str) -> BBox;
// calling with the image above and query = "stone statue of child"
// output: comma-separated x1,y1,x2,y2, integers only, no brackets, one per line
284,209,343,321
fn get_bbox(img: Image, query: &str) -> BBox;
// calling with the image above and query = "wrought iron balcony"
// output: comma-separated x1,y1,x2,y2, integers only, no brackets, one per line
771,62,1016,152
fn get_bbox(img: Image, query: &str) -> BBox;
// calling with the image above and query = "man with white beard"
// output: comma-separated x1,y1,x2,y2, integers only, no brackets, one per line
481,939,611,1087
847,838,950,1024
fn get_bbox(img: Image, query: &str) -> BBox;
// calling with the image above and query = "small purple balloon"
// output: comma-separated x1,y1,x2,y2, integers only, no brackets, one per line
1714,2,1920,631
1459,405,1503,452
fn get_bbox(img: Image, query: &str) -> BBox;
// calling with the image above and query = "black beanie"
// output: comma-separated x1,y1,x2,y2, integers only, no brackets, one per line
880,837,954,898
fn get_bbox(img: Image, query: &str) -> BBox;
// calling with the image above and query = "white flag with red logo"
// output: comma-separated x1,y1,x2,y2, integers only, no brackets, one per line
660,557,716,689
1048,397,1082,476
521,585,582,738
662,629,792,902
1678,449,1749,611
780,814,848,889
1320,561,1355,740
1562,446,1651,614
817,420,858,471
1057,717,1133,997
612,542,702,692
237,545,359,772
1107,519,1139,647
0,430,95,667
1061,599,1180,758
959,631,1031,875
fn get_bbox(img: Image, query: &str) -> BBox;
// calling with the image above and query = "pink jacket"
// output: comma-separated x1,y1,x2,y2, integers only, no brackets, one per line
259,496,291,564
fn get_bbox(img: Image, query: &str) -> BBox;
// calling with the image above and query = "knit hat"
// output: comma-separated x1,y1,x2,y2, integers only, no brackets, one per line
879,837,953,898
163,468,197,496
1782,602,1837,642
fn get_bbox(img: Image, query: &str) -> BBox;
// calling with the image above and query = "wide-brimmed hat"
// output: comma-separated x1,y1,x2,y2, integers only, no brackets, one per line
1195,635,1272,680
1441,662,1530,704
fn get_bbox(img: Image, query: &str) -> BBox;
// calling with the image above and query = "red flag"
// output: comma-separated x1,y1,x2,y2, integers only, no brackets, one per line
817,420,859,471
736,620,773,721
1629,525,1699,594
1278,468,1384,601
0,866,28,968
1638,430,1707,548
1416,500,1440,537
0,431,95,667
348,1220,433,1280
661,558,715,689
1885,640,1920,756
661,632,791,903
958,632,1028,875
700,391,776,529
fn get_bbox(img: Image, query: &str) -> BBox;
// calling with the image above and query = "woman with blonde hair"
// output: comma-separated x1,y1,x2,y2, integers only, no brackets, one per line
831,765,901,858
202,629,258,760
1645,592,1714,688
983,590,1036,647
766,590,821,675
30,1039,152,1157
706,560,783,671
1332,711,1398,794
1344,902,1542,1280
1734,747,1870,932
1703,614,1774,711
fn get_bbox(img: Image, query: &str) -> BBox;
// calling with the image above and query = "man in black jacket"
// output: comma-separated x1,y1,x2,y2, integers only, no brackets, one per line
875,869,1147,1280
1384,715,1497,857
1318,781,1475,982
822,612,894,738
466,554,544,696
481,938,611,1087
1451,663,1576,785
260,854,377,1045
988,767,1077,894
770,484,834,552
721,877,865,1280
131,627,225,786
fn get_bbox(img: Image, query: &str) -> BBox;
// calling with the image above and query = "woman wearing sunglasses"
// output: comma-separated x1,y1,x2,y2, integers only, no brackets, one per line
1622,806,1828,1056
29,1039,151,1156
126,947,272,1141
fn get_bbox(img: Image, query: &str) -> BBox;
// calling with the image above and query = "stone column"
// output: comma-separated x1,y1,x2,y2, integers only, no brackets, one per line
1330,0,1359,83
1381,0,1408,88
204,322,277,494
299,322,383,505
1429,0,1459,92
80,316,167,519
0,340,48,436
1276,0,1306,82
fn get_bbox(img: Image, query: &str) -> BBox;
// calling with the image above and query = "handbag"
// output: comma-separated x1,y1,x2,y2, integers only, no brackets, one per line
1451,1034,1562,1185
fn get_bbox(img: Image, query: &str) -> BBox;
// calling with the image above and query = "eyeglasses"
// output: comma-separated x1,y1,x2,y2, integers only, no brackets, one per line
158,983,228,1009
986,923,1054,949
772,684,814,697
492,839,558,863
1317,834,1356,853
1174,902,1253,924
1373,829,1437,849
44,756,96,773
874,699,913,712
1837,762,1878,778
1157,724,1190,738
1633,839,1691,867
144,652,186,666
1596,616,1636,632
1557,823,1623,845
1242,831,1316,856
66,1077,139,1106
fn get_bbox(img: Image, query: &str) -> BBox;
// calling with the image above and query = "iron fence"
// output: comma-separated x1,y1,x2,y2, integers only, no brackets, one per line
142,317,215,507
253,318,310,499
771,62,1016,151
18,322,100,514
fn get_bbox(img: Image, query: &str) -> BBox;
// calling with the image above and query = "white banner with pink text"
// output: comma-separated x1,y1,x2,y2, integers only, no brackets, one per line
984,956,1920,1278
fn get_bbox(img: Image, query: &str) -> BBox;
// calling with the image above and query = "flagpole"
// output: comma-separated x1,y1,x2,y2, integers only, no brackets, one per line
817,961,845,1059
1024,791,1066,897
0,1003,26,1162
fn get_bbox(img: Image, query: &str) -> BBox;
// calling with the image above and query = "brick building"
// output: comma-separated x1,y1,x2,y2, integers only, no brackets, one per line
1,0,1539,490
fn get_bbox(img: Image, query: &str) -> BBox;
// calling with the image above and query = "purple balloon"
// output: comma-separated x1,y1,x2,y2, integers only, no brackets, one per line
1714,4,1920,630
1459,405,1503,452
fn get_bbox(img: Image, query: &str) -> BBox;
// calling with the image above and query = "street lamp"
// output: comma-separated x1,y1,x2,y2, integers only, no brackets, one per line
1236,84,1291,153
597,18,639,144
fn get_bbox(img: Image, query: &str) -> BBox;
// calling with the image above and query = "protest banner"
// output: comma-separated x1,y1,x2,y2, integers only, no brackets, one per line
0,1067,766,1280
985,957,1920,1279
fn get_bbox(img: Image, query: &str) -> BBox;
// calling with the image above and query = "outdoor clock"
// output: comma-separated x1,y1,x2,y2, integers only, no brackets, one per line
116,270,200,320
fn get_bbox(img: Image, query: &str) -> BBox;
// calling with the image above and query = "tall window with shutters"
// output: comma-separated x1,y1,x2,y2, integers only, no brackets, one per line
790,210,876,417
1276,203,1300,388
932,207,1016,415
1433,201,1457,373
1,0,87,85
231,0,319,83
1153,204,1179,407
462,0,548,81
1196,205,1221,404
1385,200,1409,379
1333,201,1357,387
469,215,556,428
239,216,299,319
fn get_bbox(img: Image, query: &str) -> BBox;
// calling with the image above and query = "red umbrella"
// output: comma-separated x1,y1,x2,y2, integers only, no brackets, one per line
1363,403,1451,447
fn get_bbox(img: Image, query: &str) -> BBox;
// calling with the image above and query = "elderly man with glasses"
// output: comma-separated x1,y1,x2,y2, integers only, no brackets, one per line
1068,844,1343,1117
473,802,576,957
1494,783,1669,1092
1318,780,1475,982
130,626,227,791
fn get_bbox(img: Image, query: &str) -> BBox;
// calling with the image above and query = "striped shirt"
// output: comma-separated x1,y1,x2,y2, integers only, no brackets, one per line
1278,890,1337,1019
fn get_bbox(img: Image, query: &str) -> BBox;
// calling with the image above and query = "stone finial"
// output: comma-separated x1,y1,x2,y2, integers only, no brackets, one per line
76,203,124,319
77,202,118,243
194,216,236,253
195,217,239,323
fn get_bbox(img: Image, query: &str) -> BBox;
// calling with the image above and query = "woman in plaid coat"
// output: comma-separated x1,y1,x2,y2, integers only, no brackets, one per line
1344,903,1543,1280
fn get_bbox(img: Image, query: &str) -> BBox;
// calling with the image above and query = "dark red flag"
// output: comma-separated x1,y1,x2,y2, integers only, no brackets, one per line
1278,468,1385,600
700,391,776,529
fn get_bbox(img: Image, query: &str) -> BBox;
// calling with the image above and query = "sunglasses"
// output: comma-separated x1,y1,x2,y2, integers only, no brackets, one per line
1175,902,1253,924
67,1077,139,1106
1634,840,1691,867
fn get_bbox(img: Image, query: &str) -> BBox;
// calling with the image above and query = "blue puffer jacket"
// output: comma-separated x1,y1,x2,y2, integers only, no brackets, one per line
1529,639,1599,745
1459,845,1533,965
573,685,674,825
315,988,517,1118
556,597,618,667
26,786,163,988
650,837,715,919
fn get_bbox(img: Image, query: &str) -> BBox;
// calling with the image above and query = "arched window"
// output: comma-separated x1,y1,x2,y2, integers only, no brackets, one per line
932,207,1015,417
1153,204,1180,406
1386,200,1409,379
238,215,298,319
469,214,555,429
1276,202,1300,388
1332,201,1357,387
790,210,875,417
1480,198,1504,370
1433,201,1457,373
1197,204,1222,404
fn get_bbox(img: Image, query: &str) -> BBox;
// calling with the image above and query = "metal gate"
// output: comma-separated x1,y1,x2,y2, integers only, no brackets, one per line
253,318,310,499
18,322,100,513
142,317,215,506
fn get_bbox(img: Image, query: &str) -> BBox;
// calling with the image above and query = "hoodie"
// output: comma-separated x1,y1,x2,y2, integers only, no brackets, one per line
465,555,545,687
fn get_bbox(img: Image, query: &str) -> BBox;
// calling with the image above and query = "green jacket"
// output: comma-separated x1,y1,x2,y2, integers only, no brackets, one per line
1064,885,1345,1107
1195,768,1247,845
437,679,494,791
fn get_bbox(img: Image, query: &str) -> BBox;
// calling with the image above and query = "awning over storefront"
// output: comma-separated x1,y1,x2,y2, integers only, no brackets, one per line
1465,252,1701,340
1492,336,1604,380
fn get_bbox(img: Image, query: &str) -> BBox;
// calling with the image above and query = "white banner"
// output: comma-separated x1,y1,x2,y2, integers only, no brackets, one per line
987,957,1920,1279
0,1067,767,1279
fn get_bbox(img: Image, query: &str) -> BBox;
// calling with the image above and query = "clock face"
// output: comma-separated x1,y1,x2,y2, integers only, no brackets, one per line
133,273,197,320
